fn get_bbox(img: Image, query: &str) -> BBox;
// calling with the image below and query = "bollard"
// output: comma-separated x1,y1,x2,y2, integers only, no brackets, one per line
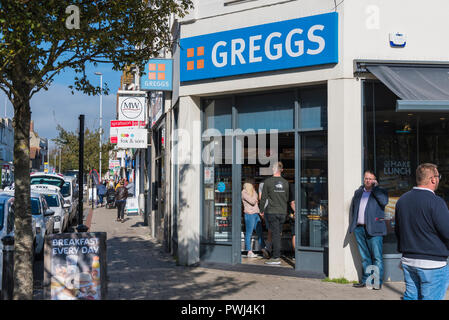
1,236,14,300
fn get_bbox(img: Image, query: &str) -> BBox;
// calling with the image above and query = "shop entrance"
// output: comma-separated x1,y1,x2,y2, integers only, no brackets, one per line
200,86,328,276
239,132,296,268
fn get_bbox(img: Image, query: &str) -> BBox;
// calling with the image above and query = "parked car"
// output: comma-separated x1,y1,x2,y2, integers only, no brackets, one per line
30,172,73,225
31,184,70,234
62,176,79,225
0,193,15,291
0,190,54,260
32,191,55,259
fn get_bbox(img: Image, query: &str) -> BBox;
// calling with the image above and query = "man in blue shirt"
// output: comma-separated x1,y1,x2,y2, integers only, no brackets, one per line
349,170,389,289
395,163,449,300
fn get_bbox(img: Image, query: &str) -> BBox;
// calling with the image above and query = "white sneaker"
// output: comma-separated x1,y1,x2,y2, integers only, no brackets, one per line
247,252,258,258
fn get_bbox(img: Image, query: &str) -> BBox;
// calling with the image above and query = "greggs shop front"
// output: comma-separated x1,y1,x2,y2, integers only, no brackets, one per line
174,3,449,282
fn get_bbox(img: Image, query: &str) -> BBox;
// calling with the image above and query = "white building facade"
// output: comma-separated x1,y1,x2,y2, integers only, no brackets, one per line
160,0,449,282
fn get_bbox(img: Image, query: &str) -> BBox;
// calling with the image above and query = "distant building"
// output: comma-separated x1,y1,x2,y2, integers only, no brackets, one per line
0,118,13,164
29,120,48,171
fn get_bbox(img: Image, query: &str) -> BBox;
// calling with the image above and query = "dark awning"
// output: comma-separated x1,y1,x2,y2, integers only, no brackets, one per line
366,65,449,111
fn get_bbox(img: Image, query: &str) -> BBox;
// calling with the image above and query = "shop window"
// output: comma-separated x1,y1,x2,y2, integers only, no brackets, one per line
204,98,232,135
363,81,449,254
236,91,294,131
299,86,327,130
202,136,233,243
299,132,328,248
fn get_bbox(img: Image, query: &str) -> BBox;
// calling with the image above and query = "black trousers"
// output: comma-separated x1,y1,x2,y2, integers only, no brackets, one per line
116,200,126,219
266,214,286,259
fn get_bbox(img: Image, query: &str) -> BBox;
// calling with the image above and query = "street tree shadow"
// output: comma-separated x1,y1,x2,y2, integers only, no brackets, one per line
106,235,256,300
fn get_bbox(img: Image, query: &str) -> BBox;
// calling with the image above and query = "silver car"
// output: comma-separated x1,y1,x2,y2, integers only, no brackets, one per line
31,185,69,234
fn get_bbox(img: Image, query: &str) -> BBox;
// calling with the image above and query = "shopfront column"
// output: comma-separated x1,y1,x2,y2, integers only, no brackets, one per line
177,95,201,266
327,78,362,281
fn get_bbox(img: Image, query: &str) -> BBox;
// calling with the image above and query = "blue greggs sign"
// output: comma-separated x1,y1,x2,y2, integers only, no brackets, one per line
180,12,338,82
141,59,173,91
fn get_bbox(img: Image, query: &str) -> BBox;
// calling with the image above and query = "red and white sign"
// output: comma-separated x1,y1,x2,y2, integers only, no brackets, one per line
110,120,147,144
111,121,146,127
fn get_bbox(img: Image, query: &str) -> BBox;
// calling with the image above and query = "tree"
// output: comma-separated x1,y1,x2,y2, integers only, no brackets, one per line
0,0,193,299
53,124,114,175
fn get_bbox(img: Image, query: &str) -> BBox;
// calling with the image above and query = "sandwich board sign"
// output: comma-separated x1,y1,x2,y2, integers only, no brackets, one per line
43,232,107,300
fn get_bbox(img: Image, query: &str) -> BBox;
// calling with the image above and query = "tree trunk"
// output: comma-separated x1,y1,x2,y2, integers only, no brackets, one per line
12,94,33,300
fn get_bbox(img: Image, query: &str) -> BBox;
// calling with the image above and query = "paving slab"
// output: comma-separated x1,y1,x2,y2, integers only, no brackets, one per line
88,206,414,300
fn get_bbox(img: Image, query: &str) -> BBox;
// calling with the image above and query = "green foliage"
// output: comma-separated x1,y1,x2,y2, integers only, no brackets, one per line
322,278,358,284
0,0,194,99
52,124,114,175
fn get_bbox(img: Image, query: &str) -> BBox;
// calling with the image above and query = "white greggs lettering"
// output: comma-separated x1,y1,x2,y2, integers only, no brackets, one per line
211,24,325,68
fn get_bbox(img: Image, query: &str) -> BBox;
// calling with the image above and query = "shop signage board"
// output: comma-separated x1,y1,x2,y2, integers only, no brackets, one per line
140,59,173,91
116,128,148,149
43,232,107,300
117,92,147,122
109,120,146,144
150,91,164,128
108,160,120,170
180,12,338,82
125,197,139,215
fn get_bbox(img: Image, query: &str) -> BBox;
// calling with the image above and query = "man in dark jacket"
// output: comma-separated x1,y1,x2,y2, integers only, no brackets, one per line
115,178,128,223
349,170,388,289
395,163,449,300
96,182,107,207
259,162,289,265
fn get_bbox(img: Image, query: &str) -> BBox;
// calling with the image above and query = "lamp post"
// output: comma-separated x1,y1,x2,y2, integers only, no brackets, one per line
94,72,103,182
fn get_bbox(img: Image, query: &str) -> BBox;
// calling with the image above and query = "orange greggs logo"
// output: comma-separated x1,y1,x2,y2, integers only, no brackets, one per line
186,46,205,70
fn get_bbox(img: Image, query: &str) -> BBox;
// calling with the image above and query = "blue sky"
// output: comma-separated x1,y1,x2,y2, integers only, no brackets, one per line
1,62,122,149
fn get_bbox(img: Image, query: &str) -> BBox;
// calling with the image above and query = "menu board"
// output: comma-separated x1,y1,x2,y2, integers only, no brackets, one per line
43,232,107,300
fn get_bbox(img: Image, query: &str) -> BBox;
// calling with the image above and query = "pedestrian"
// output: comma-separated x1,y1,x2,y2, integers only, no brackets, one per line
115,178,128,223
258,182,272,259
126,176,135,197
395,163,449,300
259,162,289,265
349,170,388,289
288,183,296,252
96,182,107,207
242,182,265,258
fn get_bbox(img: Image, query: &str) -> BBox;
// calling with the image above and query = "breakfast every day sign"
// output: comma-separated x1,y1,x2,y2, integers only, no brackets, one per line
44,233,107,300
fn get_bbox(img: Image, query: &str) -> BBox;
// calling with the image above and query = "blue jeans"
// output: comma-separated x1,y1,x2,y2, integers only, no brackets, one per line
244,213,265,251
354,225,384,285
402,263,449,300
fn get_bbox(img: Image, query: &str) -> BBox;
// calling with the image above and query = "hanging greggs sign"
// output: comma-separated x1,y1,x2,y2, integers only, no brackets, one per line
180,12,338,82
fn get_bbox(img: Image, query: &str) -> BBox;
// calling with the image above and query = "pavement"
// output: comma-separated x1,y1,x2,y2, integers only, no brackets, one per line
88,205,410,300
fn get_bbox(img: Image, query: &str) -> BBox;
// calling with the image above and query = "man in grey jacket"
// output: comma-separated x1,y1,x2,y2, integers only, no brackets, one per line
260,162,289,265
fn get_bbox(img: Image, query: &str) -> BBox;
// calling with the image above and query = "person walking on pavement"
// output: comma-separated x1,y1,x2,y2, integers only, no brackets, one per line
115,178,128,223
395,163,449,300
259,162,289,265
349,170,388,289
96,182,107,207
242,182,265,258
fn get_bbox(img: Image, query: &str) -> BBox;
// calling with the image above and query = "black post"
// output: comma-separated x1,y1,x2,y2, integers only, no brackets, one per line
77,115,88,233
1,236,14,300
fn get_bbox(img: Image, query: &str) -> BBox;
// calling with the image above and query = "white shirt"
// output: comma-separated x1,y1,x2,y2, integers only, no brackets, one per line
357,188,371,225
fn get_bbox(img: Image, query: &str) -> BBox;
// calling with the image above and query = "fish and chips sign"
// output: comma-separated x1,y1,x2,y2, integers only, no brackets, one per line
44,232,107,300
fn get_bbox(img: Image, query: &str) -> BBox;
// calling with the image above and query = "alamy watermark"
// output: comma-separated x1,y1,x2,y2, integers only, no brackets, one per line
65,5,80,30
172,121,279,167
365,265,381,289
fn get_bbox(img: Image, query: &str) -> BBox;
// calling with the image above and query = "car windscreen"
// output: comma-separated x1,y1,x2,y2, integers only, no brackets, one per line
44,194,59,207
0,203,4,230
30,176,64,188
61,182,71,197
31,198,41,215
